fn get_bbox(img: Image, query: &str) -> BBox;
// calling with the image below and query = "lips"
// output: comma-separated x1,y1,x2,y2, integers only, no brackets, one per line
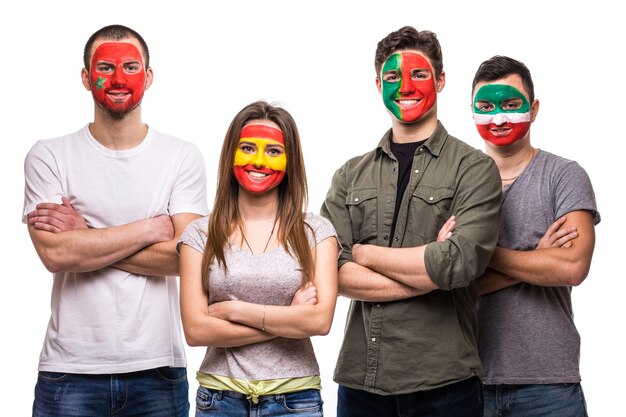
395,98,423,108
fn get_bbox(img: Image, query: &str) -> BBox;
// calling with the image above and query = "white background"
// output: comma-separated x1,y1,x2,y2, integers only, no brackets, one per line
1,1,623,416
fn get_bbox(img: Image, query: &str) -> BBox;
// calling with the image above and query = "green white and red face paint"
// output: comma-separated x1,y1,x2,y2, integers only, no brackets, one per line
381,51,437,122
89,42,147,116
233,124,286,194
473,84,531,146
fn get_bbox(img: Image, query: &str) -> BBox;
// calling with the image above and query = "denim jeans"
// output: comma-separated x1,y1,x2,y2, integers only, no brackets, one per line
337,376,483,417
483,383,588,417
194,387,323,417
32,366,189,417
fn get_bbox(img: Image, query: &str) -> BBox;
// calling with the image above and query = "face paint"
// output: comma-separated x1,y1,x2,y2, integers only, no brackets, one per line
233,124,287,193
473,84,531,146
89,42,147,116
381,52,437,122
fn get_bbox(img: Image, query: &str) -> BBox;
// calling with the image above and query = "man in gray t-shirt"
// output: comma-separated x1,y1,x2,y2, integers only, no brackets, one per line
471,56,600,417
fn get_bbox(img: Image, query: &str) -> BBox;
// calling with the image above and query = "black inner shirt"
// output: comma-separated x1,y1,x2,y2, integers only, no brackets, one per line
389,139,426,245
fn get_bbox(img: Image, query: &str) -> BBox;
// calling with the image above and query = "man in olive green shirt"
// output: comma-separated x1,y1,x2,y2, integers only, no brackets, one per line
320,26,502,417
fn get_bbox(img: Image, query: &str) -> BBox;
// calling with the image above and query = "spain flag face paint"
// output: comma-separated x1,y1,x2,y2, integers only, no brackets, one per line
89,42,147,116
233,124,286,193
473,84,531,146
381,51,437,123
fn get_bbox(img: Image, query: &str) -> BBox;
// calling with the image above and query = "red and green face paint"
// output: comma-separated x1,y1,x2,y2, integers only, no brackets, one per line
381,51,437,122
89,42,147,116
233,124,287,194
473,84,531,146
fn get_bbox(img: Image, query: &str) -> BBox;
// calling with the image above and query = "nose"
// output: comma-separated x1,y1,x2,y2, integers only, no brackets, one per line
399,78,414,95
111,66,126,86
253,149,266,168
492,113,507,125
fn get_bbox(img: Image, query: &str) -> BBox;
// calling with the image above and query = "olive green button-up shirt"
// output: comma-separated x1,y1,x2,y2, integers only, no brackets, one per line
321,121,501,394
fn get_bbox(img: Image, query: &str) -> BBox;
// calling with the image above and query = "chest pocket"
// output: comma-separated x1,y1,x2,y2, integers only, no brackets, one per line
346,188,378,243
406,185,454,241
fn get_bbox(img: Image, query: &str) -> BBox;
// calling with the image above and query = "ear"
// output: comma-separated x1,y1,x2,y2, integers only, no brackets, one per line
81,68,91,91
375,77,382,94
530,99,540,123
144,67,154,91
436,71,446,93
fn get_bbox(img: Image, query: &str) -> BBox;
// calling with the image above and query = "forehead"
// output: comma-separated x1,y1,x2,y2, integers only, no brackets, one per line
90,38,145,64
383,50,433,71
473,73,529,100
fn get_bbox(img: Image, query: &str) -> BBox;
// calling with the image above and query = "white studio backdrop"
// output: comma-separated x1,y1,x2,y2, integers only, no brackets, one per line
1,1,622,416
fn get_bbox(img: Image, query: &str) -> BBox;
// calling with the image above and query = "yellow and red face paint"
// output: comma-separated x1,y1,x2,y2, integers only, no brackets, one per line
473,84,531,146
89,42,147,115
381,51,437,122
233,124,286,193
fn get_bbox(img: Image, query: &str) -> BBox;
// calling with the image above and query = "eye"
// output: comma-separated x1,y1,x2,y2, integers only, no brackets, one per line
96,63,114,73
124,62,142,73
411,69,430,80
475,101,495,112
266,146,285,156
238,143,256,153
382,72,400,82
502,98,523,111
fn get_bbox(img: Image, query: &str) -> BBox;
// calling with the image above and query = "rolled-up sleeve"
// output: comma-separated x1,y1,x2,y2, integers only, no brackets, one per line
320,165,353,269
425,154,502,290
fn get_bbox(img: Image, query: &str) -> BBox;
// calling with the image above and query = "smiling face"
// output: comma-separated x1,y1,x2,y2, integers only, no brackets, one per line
88,41,147,117
472,75,534,146
380,51,437,123
233,122,287,194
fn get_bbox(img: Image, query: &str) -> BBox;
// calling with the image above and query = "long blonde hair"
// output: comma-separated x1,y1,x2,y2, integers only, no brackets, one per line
200,101,313,294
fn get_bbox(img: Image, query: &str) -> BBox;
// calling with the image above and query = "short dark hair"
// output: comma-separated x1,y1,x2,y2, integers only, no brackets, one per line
471,55,534,102
83,24,150,70
375,26,443,78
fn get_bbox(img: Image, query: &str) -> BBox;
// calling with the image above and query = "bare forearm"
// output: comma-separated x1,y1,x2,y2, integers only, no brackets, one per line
112,240,179,276
478,268,521,295
338,262,428,302
352,244,438,292
184,317,276,348
29,219,167,273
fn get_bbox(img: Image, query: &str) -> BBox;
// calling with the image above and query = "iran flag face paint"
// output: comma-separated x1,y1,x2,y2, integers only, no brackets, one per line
381,51,437,122
473,84,531,146
89,42,147,116
233,124,287,193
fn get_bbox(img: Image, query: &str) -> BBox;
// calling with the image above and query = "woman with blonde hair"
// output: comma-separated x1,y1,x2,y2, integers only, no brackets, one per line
179,100,339,416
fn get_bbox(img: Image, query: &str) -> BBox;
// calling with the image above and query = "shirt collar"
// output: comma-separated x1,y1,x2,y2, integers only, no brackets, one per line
376,120,448,157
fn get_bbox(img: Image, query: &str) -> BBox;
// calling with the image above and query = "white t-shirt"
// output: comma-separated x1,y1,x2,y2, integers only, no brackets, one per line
23,124,209,374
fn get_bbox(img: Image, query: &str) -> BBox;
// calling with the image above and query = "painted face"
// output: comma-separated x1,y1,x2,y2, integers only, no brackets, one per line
89,42,147,116
381,51,437,122
473,84,531,146
233,124,287,193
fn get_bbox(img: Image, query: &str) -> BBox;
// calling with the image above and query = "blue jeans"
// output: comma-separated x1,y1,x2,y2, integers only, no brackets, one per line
483,383,588,417
32,366,189,417
194,387,323,416
337,377,483,417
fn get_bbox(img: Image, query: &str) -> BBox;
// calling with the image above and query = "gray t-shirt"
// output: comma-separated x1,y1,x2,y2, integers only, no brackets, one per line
179,213,338,380
477,149,600,385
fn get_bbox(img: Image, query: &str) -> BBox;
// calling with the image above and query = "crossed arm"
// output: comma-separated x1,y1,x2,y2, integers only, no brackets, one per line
27,197,200,275
179,237,339,348
478,210,595,295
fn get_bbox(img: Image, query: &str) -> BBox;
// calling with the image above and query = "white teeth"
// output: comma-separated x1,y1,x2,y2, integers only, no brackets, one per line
398,99,419,105
249,171,268,178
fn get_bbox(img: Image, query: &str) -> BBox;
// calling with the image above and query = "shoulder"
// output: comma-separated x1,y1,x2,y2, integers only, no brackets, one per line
149,129,203,156
179,215,210,253
304,213,337,243
25,127,86,163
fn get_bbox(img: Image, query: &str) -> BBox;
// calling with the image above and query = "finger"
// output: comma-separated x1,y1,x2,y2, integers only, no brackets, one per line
556,231,578,247
61,197,74,209
35,202,63,210
33,221,62,233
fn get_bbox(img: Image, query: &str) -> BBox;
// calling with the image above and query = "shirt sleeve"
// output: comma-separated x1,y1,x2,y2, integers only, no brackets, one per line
168,142,209,217
177,216,209,254
320,165,353,269
424,154,502,290
553,160,601,225
23,141,64,223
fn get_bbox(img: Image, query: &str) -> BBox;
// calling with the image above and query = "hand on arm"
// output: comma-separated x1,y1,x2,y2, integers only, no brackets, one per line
487,211,593,288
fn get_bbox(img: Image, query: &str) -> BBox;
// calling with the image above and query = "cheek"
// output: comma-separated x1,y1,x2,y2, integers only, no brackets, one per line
266,155,287,171
234,149,252,166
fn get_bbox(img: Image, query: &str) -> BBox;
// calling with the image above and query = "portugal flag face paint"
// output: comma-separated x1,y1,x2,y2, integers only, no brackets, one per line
89,42,147,116
381,52,437,122
233,124,287,194
473,84,531,146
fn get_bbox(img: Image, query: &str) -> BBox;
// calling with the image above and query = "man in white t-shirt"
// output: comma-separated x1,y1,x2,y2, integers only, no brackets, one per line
23,24,208,417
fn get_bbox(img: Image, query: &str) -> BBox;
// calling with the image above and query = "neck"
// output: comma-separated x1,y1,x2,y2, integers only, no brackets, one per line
89,106,147,150
238,187,279,222
485,137,535,182
390,111,438,143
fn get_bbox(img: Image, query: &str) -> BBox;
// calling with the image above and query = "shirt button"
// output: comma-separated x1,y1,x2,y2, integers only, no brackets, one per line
376,304,381,308
383,235,389,241
394,236,399,242
387,199,391,204
414,169,420,174
354,198,359,202
419,147,424,152
429,196,434,201
371,337,376,342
